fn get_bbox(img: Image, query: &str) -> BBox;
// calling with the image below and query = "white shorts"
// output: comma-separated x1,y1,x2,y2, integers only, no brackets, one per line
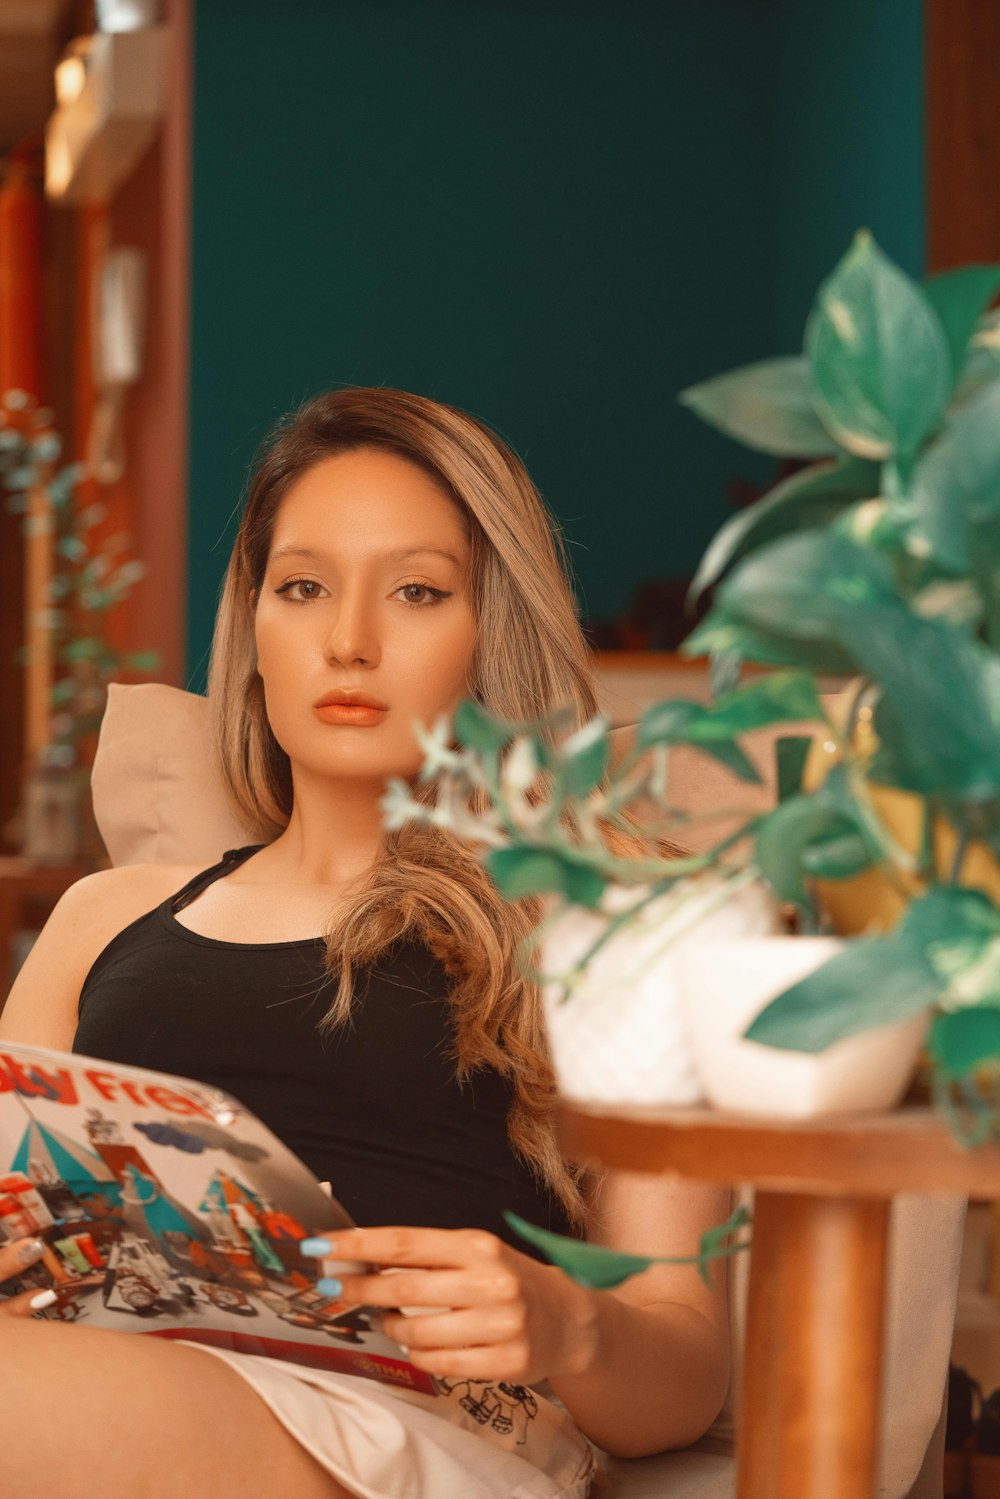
176,1340,597,1499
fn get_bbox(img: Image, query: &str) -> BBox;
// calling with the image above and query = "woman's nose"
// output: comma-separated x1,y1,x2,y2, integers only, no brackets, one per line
322,595,381,668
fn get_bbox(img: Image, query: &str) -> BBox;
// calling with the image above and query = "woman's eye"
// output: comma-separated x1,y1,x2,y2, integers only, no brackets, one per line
275,579,323,602
397,583,450,607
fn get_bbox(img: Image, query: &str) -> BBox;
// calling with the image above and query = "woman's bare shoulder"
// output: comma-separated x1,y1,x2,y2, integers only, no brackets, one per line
0,861,207,1048
61,861,205,925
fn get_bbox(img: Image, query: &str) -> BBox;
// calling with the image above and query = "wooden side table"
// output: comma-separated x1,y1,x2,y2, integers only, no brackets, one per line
559,1104,1000,1499
0,857,92,1002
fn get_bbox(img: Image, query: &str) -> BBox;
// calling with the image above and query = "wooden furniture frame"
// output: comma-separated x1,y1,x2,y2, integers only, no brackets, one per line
559,1104,986,1499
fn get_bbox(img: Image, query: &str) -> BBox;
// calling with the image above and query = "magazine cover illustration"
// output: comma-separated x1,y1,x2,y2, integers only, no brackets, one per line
0,1041,437,1395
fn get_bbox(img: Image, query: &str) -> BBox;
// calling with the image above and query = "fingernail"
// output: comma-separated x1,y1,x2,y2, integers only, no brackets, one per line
317,1276,342,1297
398,1344,410,1357
15,1238,46,1268
300,1237,332,1257
29,1289,57,1310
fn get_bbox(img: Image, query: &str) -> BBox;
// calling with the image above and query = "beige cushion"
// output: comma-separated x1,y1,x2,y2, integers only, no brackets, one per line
91,683,961,1497
92,683,252,866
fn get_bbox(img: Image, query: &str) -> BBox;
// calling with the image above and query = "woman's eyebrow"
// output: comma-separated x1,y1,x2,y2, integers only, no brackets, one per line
387,545,464,567
268,544,463,567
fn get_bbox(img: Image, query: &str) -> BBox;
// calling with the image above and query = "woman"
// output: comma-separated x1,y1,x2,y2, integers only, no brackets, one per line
0,388,729,1499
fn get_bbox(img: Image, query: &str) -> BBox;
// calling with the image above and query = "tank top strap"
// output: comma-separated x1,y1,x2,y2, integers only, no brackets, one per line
169,845,266,913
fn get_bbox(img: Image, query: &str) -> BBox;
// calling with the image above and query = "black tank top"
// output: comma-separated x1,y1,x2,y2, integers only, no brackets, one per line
73,846,573,1253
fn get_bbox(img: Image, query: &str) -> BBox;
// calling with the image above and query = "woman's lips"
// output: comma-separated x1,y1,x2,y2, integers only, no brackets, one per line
313,703,388,726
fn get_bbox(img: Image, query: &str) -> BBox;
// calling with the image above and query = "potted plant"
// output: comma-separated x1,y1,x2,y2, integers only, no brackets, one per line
384,230,1000,1139
1,388,158,863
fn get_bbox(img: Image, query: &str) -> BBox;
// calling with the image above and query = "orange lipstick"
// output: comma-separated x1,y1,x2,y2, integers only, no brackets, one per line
313,688,389,726
314,703,387,726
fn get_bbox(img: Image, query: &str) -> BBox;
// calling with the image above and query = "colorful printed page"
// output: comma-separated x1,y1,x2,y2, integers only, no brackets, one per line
0,1042,437,1396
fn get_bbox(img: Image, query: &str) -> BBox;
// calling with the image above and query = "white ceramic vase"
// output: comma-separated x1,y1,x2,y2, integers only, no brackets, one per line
675,935,931,1117
539,874,783,1108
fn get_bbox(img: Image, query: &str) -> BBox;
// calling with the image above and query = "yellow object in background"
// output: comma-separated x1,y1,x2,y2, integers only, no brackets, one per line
803,689,1000,936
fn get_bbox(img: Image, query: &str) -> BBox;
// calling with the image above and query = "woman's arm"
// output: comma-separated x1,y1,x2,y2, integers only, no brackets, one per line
547,1169,731,1456
303,1170,731,1459
0,875,109,1049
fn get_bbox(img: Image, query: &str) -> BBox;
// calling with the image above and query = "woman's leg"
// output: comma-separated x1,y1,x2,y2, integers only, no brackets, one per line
0,1318,355,1499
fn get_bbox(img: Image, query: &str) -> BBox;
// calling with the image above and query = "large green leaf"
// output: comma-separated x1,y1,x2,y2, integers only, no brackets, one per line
903,880,1000,942
679,357,838,458
484,846,606,908
637,699,703,749
503,1214,661,1289
929,1008,1000,1077
707,671,824,734
743,927,940,1052
640,672,821,751
695,739,764,784
558,717,611,798
908,378,1000,573
704,529,1000,802
683,608,857,676
747,885,1000,1053
755,796,866,907
923,265,1000,390
953,309,1000,407
805,232,951,459
689,456,879,602
899,886,1000,997
504,1205,751,1291
799,829,873,880
636,699,761,783
634,668,822,788
713,529,899,644
453,698,517,754
776,735,814,803
864,624,1000,799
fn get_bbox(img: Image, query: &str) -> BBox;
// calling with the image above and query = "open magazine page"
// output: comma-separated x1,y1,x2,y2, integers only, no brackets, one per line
0,1042,437,1396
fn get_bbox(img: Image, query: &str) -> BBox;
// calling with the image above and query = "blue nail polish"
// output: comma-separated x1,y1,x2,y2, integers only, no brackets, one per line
300,1237,332,1257
317,1276,342,1298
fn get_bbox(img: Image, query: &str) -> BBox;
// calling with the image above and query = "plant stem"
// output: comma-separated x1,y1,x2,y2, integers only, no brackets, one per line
918,798,935,885
949,824,972,886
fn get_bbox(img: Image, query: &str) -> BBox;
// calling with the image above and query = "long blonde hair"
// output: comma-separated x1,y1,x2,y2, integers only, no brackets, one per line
208,387,599,1222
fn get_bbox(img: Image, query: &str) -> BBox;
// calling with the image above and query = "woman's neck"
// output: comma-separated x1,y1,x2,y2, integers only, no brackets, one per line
250,771,392,888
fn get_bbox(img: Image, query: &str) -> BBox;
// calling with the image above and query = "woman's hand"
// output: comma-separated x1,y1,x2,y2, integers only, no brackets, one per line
301,1226,597,1385
0,1238,59,1319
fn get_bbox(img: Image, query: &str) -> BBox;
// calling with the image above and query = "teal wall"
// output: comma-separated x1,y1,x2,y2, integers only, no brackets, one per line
187,0,924,687
771,0,925,351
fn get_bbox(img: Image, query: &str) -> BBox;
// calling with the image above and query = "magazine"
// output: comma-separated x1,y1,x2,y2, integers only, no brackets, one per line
0,1041,437,1396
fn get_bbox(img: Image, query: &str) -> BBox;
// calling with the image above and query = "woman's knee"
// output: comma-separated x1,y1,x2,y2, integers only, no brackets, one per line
0,1320,352,1499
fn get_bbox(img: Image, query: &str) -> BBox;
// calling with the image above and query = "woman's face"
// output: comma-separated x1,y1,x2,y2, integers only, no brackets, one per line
254,447,478,785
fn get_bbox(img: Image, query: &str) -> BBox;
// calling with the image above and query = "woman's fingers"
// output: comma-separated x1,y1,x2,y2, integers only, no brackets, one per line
0,1286,58,1319
406,1340,533,1382
0,1237,47,1285
380,1304,526,1352
301,1226,520,1314
303,1226,504,1271
335,1264,519,1311
0,1238,58,1319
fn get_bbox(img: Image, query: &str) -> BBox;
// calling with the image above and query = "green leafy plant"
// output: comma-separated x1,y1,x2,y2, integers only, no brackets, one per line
679,232,1000,1135
1,388,158,768
381,677,813,998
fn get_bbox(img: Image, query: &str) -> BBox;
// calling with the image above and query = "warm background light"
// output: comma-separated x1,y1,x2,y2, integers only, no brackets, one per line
54,55,86,109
